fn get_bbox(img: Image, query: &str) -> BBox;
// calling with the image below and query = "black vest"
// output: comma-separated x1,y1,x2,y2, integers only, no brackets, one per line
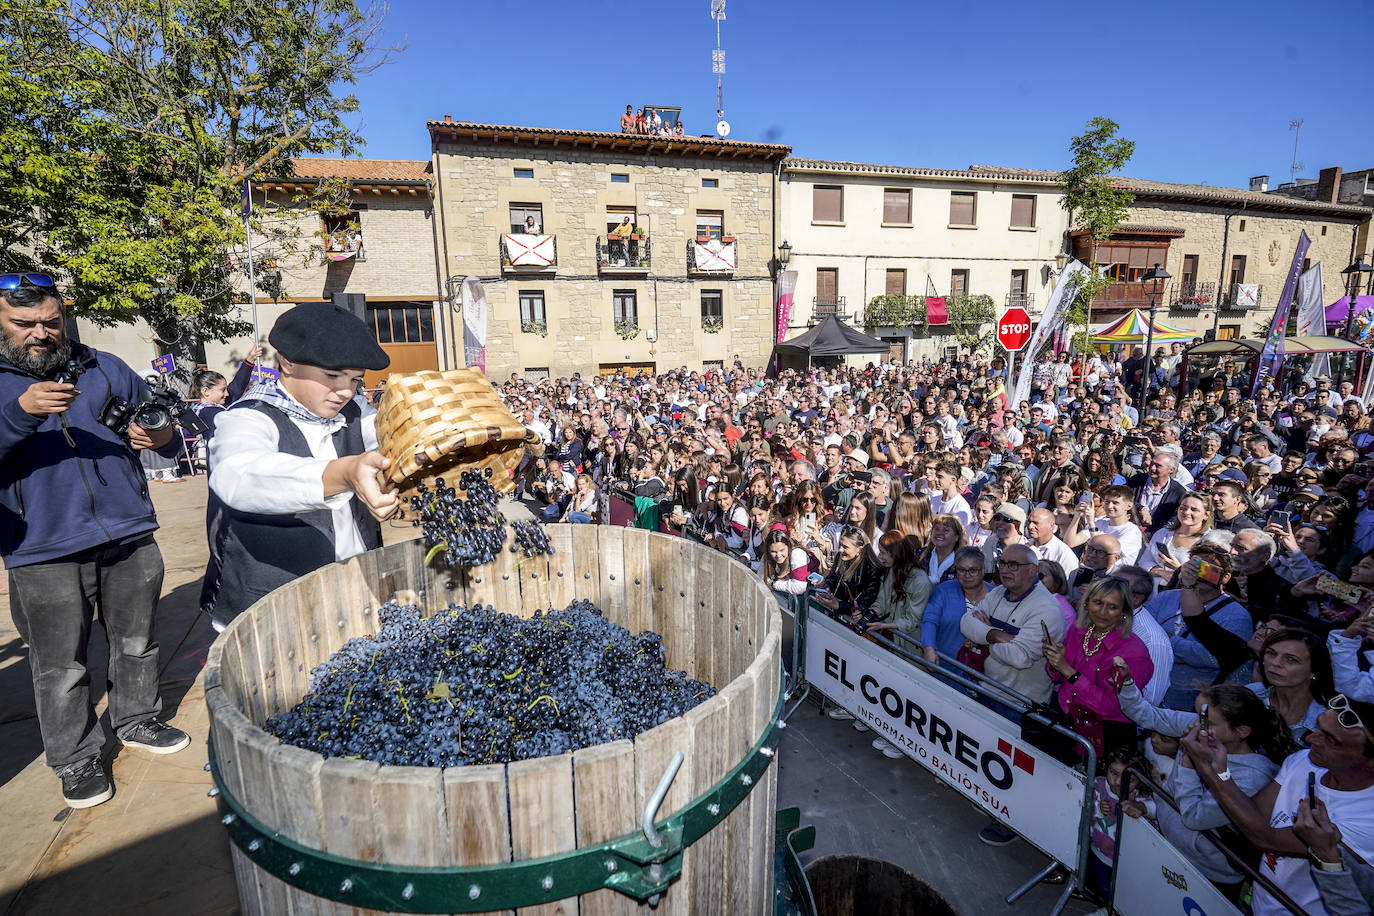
200,400,382,626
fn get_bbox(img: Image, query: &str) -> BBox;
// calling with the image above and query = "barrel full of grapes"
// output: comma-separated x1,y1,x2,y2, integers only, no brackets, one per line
204,525,784,914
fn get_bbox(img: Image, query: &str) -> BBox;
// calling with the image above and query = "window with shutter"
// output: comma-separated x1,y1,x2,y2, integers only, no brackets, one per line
1010,194,1036,228
813,186,843,223
885,269,906,296
949,192,976,226
1182,255,1199,287
816,268,839,304
883,189,911,225
950,270,969,297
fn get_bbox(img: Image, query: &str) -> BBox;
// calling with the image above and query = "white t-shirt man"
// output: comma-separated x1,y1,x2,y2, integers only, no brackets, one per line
1253,750,1374,916
930,490,972,526
1096,518,1144,566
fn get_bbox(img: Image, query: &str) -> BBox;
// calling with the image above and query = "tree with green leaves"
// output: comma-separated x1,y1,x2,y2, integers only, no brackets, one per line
0,0,394,385
1058,117,1135,352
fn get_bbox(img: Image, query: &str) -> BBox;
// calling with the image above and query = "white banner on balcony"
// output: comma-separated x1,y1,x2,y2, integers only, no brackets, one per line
461,276,487,373
1233,283,1259,308
692,238,736,271
504,233,556,267
1010,259,1085,408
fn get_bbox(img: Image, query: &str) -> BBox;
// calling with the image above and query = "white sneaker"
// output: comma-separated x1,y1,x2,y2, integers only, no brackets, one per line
852,720,870,732
878,742,903,759
826,706,854,721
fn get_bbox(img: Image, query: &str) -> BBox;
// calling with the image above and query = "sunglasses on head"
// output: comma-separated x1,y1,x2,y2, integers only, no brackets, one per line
0,273,56,290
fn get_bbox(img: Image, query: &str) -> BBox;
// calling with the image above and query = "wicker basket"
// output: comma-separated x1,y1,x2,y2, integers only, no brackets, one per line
374,368,530,496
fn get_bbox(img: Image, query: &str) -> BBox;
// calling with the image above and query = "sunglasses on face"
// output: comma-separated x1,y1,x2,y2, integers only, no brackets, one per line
1329,694,1374,745
0,272,56,290
996,559,1033,569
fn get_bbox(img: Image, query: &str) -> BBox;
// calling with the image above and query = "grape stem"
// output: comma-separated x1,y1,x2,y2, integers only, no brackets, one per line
526,694,560,714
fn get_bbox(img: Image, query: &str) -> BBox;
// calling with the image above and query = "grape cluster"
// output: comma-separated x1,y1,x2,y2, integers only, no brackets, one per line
266,600,715,766
409,469,553,569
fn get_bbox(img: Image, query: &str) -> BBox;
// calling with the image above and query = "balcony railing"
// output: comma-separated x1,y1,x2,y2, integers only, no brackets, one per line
686,237,737,274
500,232,557,272
1222,283,1263,310
1091,281,1161,312
595,235,650,273
1171,280,1216,310
813,297,846,322
1006,292,1035,311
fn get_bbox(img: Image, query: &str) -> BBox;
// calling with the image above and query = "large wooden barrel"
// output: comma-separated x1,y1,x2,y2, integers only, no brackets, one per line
204,525,783,915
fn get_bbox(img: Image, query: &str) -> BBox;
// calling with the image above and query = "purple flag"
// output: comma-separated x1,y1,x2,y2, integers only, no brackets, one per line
241,179,252,219
1252,231,1310,395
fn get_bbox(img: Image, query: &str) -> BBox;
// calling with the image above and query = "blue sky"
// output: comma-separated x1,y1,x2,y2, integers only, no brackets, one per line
349,0,1373,189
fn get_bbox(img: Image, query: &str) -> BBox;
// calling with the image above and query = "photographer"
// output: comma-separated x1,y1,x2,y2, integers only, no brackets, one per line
0,273,190,809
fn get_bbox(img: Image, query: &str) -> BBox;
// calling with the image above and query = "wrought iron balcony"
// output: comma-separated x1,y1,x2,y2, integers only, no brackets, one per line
1091,281,1158,312
686,237,737,274
1005,292,1035,311
1222,283,1263,310
595,235,650,274
812,297,846,322
500,232,557,272
1171,280,1216,310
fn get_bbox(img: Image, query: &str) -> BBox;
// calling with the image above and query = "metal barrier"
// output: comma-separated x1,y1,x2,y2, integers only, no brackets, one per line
795,599,1096,916
1112,766,1309,916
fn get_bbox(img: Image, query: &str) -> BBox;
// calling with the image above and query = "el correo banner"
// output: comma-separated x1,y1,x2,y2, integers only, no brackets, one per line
804,612,1086,866
1111,812,1243,916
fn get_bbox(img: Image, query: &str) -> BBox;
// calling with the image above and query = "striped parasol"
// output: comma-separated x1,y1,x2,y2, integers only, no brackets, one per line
1091,309,1194,343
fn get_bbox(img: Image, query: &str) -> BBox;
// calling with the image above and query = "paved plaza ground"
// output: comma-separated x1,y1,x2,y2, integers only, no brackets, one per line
0,478,1094,914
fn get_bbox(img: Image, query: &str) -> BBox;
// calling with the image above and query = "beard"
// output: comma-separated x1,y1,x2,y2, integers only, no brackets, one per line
0,333,72,377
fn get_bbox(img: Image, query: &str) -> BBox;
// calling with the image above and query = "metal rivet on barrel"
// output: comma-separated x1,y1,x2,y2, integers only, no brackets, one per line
680,591,686,597
362,608,371,616
468,885,481,900
247,839,261,853
287,651,295,660
605,860,618,873
557,571,564,577
741,774,753,786
337,620,345,628
402,883,415,901
761,746,775,758
203,762,211,772
530,573,538,580
207,788,220,798
609,574,616,580
700,601,706,607
288,863,301,876
475,577,483,584
776,719,788,729
311,634,319,643
339,879,353,893
541,876,554,891
707,803,720,816
502,573,510,580
657,585,664,591
634,578,640,585
221,814,236,825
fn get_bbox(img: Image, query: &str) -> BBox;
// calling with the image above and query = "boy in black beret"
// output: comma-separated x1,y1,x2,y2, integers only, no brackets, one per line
199,302,399,629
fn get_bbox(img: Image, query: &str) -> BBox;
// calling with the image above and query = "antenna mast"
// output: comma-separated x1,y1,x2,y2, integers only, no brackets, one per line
711,0,729,137
1289,119,1305,184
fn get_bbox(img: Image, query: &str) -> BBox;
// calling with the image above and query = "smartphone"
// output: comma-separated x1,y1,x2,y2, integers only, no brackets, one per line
805,512,817,528
807,572,825,586
1040,620,1052,643
1269,510,1292,529
1308,772,1318,807
1078,492,1094,507
1157,542,1171,559
1196,559,1223,586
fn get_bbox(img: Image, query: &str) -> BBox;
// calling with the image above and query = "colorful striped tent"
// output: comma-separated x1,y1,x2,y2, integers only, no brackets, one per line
1092,309,1194,344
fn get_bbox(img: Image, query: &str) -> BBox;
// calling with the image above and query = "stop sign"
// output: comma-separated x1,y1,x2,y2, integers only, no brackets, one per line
997,306,1032,352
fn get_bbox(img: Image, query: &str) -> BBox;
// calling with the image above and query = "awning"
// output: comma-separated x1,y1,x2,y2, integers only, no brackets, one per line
775,315,890,357
1091,309,1194,343
1325,295,1374,327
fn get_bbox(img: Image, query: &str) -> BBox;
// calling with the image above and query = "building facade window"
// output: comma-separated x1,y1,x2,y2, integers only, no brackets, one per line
949,191,976,227
1229,255,1247,286
513,167,534,179
518,290,546,325
700,290,723,326
1098,243,1169,282
509,204,543,234
524,366,551,380
322,212,363,256
885,269,906,296
1010,194,1036,228
610,173,629,183
1009,269,1028,303
701,177,719,188
816,268,839,304
1181,254,1199,287
613,289,638,325
606,206,637,233
812,185,843,223
695,210,724,240
950,269,969,297
369,304,434,343
882,188,912,225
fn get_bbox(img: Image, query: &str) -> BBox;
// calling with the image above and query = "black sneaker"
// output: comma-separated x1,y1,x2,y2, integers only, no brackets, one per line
978,821,1019,847
58,756,113,809
119,719,191,755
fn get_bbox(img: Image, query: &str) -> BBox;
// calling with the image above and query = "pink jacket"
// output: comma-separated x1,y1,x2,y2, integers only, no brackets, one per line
1051,626,1154,723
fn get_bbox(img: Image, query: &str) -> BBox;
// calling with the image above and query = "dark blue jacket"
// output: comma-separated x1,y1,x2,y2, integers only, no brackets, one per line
0,345,164,566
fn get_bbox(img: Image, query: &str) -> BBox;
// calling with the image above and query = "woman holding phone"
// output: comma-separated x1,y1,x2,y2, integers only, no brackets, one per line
1139,492,1214,587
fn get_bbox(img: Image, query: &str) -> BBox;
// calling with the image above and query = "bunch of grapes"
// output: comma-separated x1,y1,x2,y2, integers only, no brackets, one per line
409,468,554,569
266,600,715,767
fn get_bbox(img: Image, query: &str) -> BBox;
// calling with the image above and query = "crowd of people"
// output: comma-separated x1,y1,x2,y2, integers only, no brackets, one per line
618,105,685,137
501,347,1374,916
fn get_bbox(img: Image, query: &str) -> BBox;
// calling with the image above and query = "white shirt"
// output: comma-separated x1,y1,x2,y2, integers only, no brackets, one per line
1096,517,1144,565
929,490,972,526
1029,535,1078,573
1128,608,1173,706
1253,750,1374,916
209,402,378,563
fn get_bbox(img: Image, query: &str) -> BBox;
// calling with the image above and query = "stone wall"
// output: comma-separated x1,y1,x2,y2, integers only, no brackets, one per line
433,141,779,377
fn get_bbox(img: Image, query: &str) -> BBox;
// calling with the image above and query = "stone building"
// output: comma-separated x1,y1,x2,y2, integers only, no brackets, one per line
779,159,1069,362
428,118,790,378
1093,177,1371,340
76,158,442,386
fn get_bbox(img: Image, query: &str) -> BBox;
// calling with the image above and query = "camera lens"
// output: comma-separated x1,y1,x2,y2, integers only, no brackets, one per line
134,403,172,432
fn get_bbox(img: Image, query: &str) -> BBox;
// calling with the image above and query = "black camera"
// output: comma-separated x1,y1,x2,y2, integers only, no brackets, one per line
100,378,205,438
53,356,91,386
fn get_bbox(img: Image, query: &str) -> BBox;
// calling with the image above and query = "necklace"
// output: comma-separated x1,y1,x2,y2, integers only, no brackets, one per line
1081,626,1110,658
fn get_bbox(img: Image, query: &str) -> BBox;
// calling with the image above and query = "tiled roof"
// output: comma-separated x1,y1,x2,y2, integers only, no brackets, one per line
289,158,431,182
428,119,791,160
784,158,1061,183
1115,176,1371,215
1079,223,1187,235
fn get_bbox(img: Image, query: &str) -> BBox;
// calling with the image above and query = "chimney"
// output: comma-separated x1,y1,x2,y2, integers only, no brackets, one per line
1316,166,1343,204
1249,175,1269,192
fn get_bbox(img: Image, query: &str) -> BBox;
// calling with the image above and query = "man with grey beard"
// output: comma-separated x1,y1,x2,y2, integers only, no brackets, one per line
0,274,189,811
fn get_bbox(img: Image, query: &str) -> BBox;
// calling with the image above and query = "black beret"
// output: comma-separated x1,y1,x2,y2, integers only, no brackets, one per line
268,302,389,371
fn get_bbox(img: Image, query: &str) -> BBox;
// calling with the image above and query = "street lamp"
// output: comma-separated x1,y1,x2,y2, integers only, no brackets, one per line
1341,255,1372,339
1138,262,1171,412
774,239,792,277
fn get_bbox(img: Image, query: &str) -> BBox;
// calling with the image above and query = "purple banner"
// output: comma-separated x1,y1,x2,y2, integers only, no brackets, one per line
1252,231,1310,395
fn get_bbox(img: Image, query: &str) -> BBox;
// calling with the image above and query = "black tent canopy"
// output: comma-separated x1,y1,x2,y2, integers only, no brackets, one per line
775,316,889,364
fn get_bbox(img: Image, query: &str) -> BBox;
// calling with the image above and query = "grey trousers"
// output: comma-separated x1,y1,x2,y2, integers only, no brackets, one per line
9,535,165,769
